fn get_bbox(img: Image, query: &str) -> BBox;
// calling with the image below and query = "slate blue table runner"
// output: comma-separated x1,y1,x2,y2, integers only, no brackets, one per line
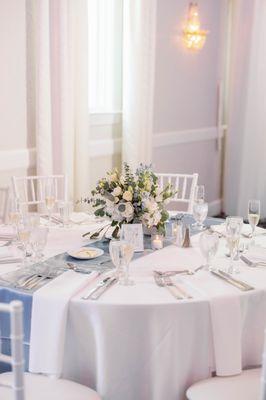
0,216,223,372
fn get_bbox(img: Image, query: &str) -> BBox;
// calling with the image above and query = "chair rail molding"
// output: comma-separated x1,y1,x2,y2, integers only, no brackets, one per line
153,126,226,148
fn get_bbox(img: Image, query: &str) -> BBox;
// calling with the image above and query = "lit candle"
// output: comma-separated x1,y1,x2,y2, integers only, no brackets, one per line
152,235,163,250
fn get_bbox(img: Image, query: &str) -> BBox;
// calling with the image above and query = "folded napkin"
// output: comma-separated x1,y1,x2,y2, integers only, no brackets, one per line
0,246,22,264
209,294,242,376
245,246,266,263
211,223,265,236
0,226,16,240
69,212,95,224
29,270,98,375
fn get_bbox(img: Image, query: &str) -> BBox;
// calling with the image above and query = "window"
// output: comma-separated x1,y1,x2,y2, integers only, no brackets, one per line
88,0,123,114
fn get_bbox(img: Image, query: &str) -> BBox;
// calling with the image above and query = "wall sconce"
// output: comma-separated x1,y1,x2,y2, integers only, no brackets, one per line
182,2,208,50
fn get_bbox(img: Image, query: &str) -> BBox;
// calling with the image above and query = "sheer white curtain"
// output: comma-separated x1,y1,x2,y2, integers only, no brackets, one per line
122,0,157,169
27,0,90,203
224,0,266,217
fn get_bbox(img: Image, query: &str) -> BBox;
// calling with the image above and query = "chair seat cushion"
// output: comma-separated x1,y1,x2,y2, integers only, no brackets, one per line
186,368,261,400
0,372,101,400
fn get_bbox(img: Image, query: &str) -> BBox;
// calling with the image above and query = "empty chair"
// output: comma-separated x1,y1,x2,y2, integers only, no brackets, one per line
12,175,68,211
156,173,198,214
186,331,266,400
0,300,101,400
0,187,9,224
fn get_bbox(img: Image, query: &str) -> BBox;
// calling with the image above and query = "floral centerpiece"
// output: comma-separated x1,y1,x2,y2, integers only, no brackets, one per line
83,163,175,239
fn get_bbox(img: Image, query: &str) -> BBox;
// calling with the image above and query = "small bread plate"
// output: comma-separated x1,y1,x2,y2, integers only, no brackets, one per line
67,247,104,260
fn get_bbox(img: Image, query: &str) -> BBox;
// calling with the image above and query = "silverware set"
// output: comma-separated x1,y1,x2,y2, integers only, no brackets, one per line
82,275,117,300
153,271,193,300
240,255,266,268
15,273,53,290
210,269,254,291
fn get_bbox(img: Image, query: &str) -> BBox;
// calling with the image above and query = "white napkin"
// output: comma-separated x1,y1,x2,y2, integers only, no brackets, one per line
69,212,95,224
211,223,265,236
29,270,98,375
0,226,16,240
209,294,242,376
245,246,266,263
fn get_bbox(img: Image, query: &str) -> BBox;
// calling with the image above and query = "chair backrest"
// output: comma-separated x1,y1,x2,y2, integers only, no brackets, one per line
157,172,198,214
0,301,24,400
0,187,9,224
12,175,68,209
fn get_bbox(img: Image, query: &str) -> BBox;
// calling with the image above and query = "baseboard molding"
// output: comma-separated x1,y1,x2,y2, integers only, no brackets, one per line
0,148,36,171
208,199,222,216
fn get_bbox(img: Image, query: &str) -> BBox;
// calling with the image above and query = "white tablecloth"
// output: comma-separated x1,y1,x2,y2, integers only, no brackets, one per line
1,221,266,400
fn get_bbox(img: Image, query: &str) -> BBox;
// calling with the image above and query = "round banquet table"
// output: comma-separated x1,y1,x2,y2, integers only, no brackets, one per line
1,217,266,400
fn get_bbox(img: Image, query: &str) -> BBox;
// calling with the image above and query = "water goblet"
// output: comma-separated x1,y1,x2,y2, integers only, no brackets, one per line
192,201,208,231
30,227,49,262
17,222,31,266
199,230,219,271
109,240,126,284
225,216,243,273
8,196,21,238
58,201,73,228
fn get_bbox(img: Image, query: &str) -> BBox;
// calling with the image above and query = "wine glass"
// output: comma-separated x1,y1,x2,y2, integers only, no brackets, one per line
248,199,260,240
195,185,205,202
58,201,72,228
225,216,243,273
30,227,48,262
199,231,219,270
17,221,32,266
120,229,135,285
109,240,125,284
8,196,21,238
45,179,56,225
193,202,208,230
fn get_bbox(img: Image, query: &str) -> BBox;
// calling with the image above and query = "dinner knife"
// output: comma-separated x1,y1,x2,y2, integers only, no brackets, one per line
89,277,117,300
82,276,111,300
211,270,252,291
218,270,254,291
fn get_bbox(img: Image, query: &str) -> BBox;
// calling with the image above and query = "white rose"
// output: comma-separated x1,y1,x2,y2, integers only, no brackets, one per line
115,196,119,203
120,175,125,185
144,199,158,213
107,173,117,183
113,186,122,196
123,191,133,202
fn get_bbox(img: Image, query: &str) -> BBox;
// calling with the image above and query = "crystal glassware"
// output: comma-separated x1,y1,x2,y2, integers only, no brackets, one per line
192,201,208,230
248,199,260,240
58,201,72,228
8,196,21,238
30,227,48,262
120,228,135,285
17,222,32,266
225,216,243,273
109,240,126,284
199,230,219,270
195,185,205,202
45,179,56,225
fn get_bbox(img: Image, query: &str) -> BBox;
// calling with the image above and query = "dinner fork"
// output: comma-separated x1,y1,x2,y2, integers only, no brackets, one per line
163,276,193,299
154,265,204,277
153,272,183,300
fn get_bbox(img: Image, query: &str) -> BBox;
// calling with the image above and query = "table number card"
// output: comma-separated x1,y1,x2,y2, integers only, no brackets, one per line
121,224,144,252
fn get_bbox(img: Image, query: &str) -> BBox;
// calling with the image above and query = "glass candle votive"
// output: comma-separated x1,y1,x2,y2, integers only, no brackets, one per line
151,234,164,250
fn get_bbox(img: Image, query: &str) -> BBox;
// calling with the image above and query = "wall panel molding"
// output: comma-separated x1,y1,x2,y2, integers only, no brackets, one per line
153,126,225,148
0,148,36,171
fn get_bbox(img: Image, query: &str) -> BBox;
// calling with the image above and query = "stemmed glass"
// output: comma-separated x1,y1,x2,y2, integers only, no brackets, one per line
17,221,32,266
225,216,243,273
45,179,56,225
109,238,134,286
30,227,48,262
199,230,219,270
58,201,73,228
8,196,21,238
192,185,208,230
248,199,260,240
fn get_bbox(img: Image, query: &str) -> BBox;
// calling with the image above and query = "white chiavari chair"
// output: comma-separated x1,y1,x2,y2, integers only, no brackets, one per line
156,173,198,214
11,175,68,211
186,330,266,400
0,300,102,400
0,187,9,224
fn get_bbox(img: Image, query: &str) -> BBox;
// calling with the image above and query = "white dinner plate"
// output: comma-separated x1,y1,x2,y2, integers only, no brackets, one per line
67,247,104,260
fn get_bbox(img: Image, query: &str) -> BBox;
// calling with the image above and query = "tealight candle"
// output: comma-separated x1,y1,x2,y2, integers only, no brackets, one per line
151,234,163,250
